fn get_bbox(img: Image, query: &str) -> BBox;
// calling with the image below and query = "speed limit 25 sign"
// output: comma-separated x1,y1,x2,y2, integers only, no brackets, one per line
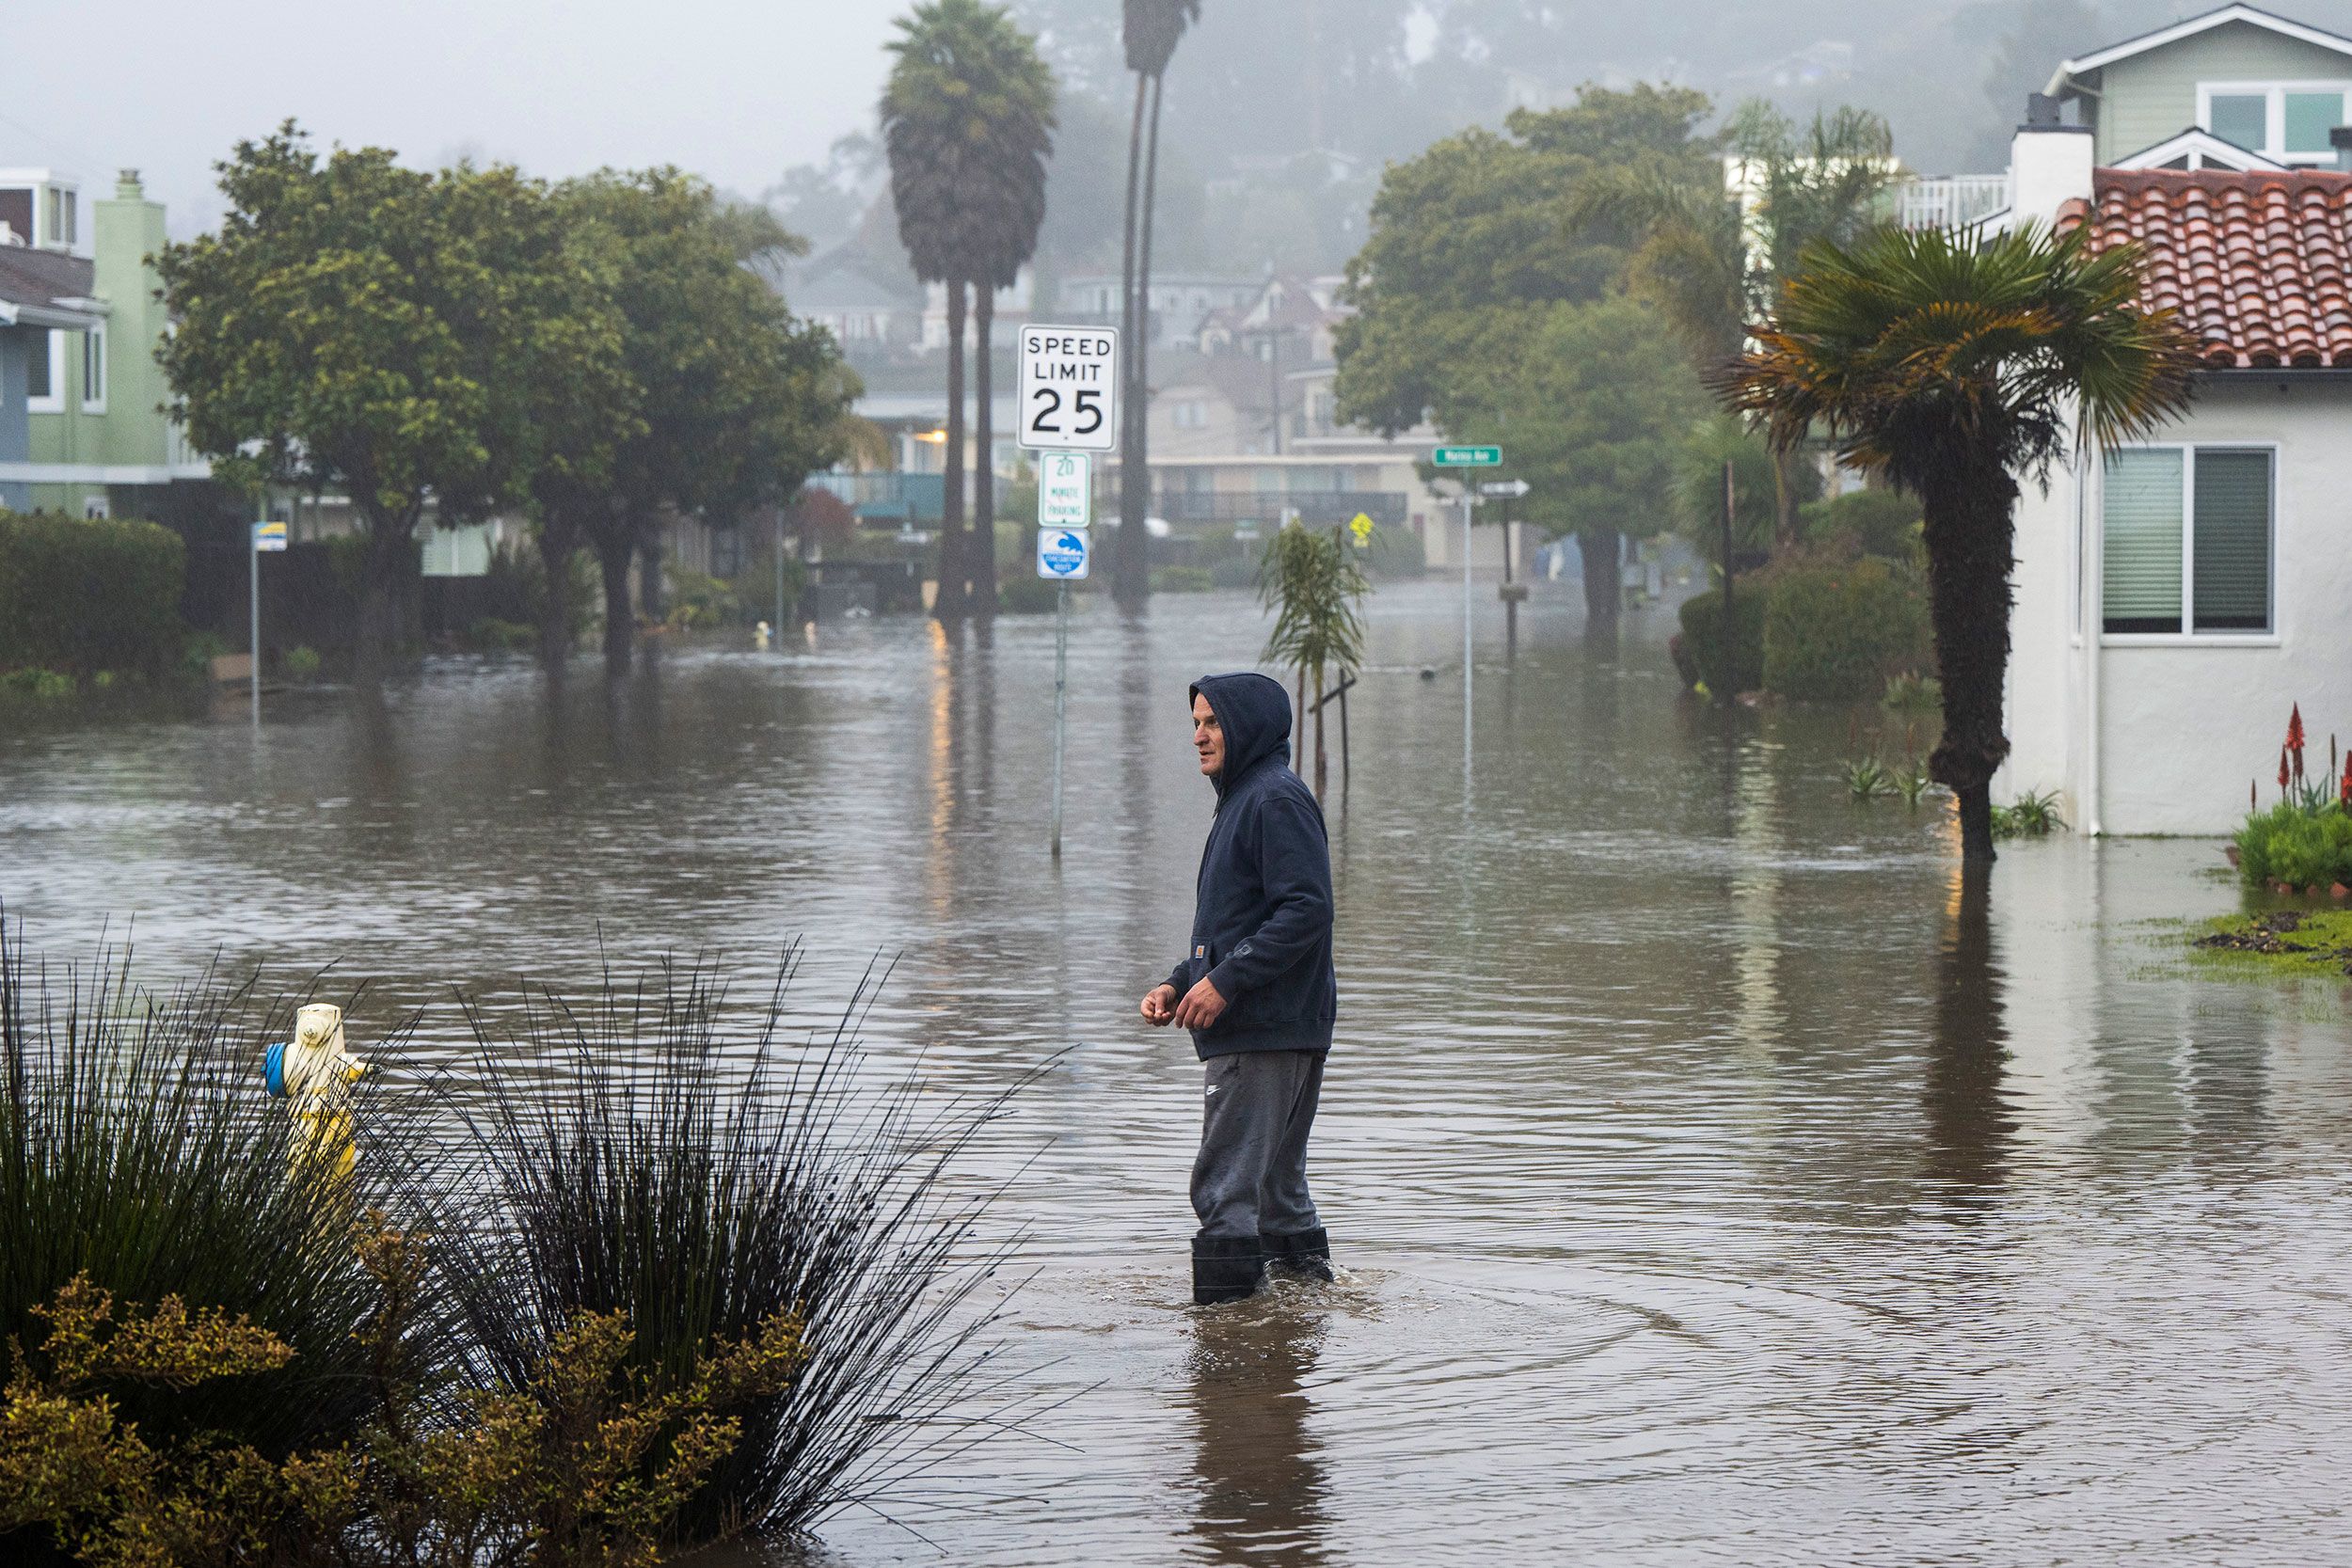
1016,325,1120,453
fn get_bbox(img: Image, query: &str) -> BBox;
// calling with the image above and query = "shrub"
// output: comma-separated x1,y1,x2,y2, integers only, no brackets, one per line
1762,556,1931,702
1991,789,2067,840
1677,584,1763,695
429,958,1025,1542
1209,555,1259,589
1151,564,1215,594
464,617,535,652
2236,800,2352,890
2,668,74,700
1801,487,1922,561
0,512,187,678
1883,671,1942,715
0,913,400,1477
283,645,323,680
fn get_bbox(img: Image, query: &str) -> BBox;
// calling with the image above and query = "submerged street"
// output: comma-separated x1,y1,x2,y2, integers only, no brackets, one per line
4,581,2347,1565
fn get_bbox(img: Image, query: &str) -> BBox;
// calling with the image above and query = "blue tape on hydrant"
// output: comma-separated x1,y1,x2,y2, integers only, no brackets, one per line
264,1041,287,1098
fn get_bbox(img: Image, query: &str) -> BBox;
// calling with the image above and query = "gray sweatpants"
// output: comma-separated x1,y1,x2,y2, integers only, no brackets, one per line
1191,1050,1326,1242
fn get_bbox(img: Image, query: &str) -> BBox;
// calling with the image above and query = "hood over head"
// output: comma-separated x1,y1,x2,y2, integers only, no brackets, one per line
1190,672,1293,795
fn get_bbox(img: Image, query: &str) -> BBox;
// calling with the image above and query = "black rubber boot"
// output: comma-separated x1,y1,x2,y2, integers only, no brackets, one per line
1261,1227,1334,1283
1192,1233,1266,1305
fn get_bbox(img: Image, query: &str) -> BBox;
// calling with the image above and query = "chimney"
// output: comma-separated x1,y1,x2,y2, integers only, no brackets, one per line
2331,126,2352,174
115,168,144,200
2010,92,2095,227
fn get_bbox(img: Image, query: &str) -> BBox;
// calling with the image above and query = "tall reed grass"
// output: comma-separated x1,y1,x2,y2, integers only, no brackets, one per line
425,949,1033,1542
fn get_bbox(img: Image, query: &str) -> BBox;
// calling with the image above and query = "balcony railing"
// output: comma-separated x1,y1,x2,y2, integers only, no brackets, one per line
1154,490,1406,528
1896,175,2011,230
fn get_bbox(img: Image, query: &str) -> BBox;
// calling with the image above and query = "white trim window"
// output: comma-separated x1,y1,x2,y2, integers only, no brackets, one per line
80,325,105,414
2198,80,2352,163
25,329,63,412
2102,445,2275,636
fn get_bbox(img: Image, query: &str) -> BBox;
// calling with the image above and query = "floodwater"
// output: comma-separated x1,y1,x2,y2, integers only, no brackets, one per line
5,580,2349,1566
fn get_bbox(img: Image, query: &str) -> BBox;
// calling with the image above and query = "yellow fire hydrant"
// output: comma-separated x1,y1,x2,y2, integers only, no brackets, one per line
263,1003,367,1184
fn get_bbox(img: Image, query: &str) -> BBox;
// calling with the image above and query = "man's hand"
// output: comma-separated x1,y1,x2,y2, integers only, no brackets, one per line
1139,983,1179,1026
1171,976,1227,1031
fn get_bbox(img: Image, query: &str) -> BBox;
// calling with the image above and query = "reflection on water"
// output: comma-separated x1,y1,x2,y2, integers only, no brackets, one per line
6,580,2352,1565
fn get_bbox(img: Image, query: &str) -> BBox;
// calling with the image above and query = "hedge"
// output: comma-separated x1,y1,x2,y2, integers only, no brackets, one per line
1677,583,1764,695
1762,557,1931,702
0,511,187,678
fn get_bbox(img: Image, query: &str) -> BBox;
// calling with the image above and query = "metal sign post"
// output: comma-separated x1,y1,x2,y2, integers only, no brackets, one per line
1432,447,1501,778
250,519,286,723
1019,333,1117,862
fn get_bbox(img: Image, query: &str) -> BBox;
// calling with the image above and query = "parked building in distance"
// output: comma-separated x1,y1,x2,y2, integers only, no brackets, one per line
0,169,210,518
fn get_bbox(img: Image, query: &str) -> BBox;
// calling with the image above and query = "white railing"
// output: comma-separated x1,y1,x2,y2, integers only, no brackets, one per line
1896,175,2012,230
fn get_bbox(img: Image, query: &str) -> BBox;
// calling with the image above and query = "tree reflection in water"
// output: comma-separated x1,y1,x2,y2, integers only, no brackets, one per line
1183,1299,1331,1568
1923,867,2014,1196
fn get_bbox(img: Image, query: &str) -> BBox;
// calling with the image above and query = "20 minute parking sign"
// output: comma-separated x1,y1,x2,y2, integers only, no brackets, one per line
1017,325,1120,452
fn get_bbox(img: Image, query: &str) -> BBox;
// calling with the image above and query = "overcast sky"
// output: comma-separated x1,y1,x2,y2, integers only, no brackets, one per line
6,0,905,236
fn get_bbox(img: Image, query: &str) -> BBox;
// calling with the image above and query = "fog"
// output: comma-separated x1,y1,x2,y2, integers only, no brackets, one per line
14,1,2352,256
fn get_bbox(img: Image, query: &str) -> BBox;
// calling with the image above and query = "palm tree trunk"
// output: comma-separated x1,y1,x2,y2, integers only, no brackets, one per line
535,513,578,671
1312,664,1327,796
937,279,969,623
1114,75,1149,608
1921,465,2019,863
973,284,998,618
1771,448,1800,554
1116,73,1164,609
1294,667,1306,772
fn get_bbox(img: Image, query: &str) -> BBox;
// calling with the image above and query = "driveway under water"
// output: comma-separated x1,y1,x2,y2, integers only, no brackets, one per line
4,579,2346,1566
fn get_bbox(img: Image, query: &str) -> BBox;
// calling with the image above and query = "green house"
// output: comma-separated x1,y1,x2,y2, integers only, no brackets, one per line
5,168,209,518
2047,4,2352,168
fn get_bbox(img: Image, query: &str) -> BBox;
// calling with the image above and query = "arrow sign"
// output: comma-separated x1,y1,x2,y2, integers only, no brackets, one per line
1432,445,1502,467
1479,479,1531,499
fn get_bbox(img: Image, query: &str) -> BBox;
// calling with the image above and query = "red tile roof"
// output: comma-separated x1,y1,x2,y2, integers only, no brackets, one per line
2061,166,2352,370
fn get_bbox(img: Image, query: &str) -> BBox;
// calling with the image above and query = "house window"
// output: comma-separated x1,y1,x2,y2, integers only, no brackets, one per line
80,326,105,413
2102,446,2273,635
2199,82,2352,162
26,330,62,412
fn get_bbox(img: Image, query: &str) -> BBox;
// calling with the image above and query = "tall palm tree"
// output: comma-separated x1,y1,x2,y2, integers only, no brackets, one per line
1113,0,1203,609
882,0,1025,622
960,15,1056,619
1721,223,2198,863
1580,103,1899,549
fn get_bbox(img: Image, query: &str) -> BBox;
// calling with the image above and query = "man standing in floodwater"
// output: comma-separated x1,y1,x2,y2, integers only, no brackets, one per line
1140,672,1338,1305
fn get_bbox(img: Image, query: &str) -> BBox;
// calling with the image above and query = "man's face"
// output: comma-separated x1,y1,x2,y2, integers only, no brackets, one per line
1192,694,1224,777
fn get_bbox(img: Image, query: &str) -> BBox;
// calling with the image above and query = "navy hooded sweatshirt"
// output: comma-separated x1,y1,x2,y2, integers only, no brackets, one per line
1166,672,1337,1059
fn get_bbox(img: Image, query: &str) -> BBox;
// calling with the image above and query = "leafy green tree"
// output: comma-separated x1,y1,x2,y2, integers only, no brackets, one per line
158,125,624,681
548,170,854,673
1442,299,1708,624
1722,224,2198,862
1578,101,1899,549
1672,414,1815,569
1112,0,1203,608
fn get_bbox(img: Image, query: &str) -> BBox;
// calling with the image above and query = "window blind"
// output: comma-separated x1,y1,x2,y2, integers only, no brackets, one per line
2192,449,2271,631
2104,449,2183,632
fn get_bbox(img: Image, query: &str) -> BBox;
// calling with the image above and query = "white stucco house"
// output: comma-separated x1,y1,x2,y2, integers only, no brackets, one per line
1997,106,2352,834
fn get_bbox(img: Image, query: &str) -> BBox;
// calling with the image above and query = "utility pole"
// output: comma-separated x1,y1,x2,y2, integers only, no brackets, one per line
1719,458,1737,705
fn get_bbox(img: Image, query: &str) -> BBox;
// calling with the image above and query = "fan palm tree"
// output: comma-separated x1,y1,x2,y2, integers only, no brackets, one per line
1258,522,1368,795
883,0,1033,621
1720,222,2198,863
1112,0,1204,609
959,16,1055,619
1579,103,1899,549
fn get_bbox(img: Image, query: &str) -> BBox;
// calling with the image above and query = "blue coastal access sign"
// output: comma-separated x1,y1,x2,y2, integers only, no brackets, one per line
1036,528,1089,580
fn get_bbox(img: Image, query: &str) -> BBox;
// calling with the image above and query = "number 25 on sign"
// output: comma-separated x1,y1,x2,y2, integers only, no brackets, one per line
1018,325,1120,453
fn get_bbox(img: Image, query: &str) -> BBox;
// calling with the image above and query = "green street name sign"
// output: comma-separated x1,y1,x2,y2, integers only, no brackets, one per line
1432,445,1502,467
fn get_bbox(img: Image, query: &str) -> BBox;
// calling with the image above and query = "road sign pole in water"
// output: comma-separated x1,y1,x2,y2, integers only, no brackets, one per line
250,519,287,725
1430,447,1501,783
1034,490,1094,860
